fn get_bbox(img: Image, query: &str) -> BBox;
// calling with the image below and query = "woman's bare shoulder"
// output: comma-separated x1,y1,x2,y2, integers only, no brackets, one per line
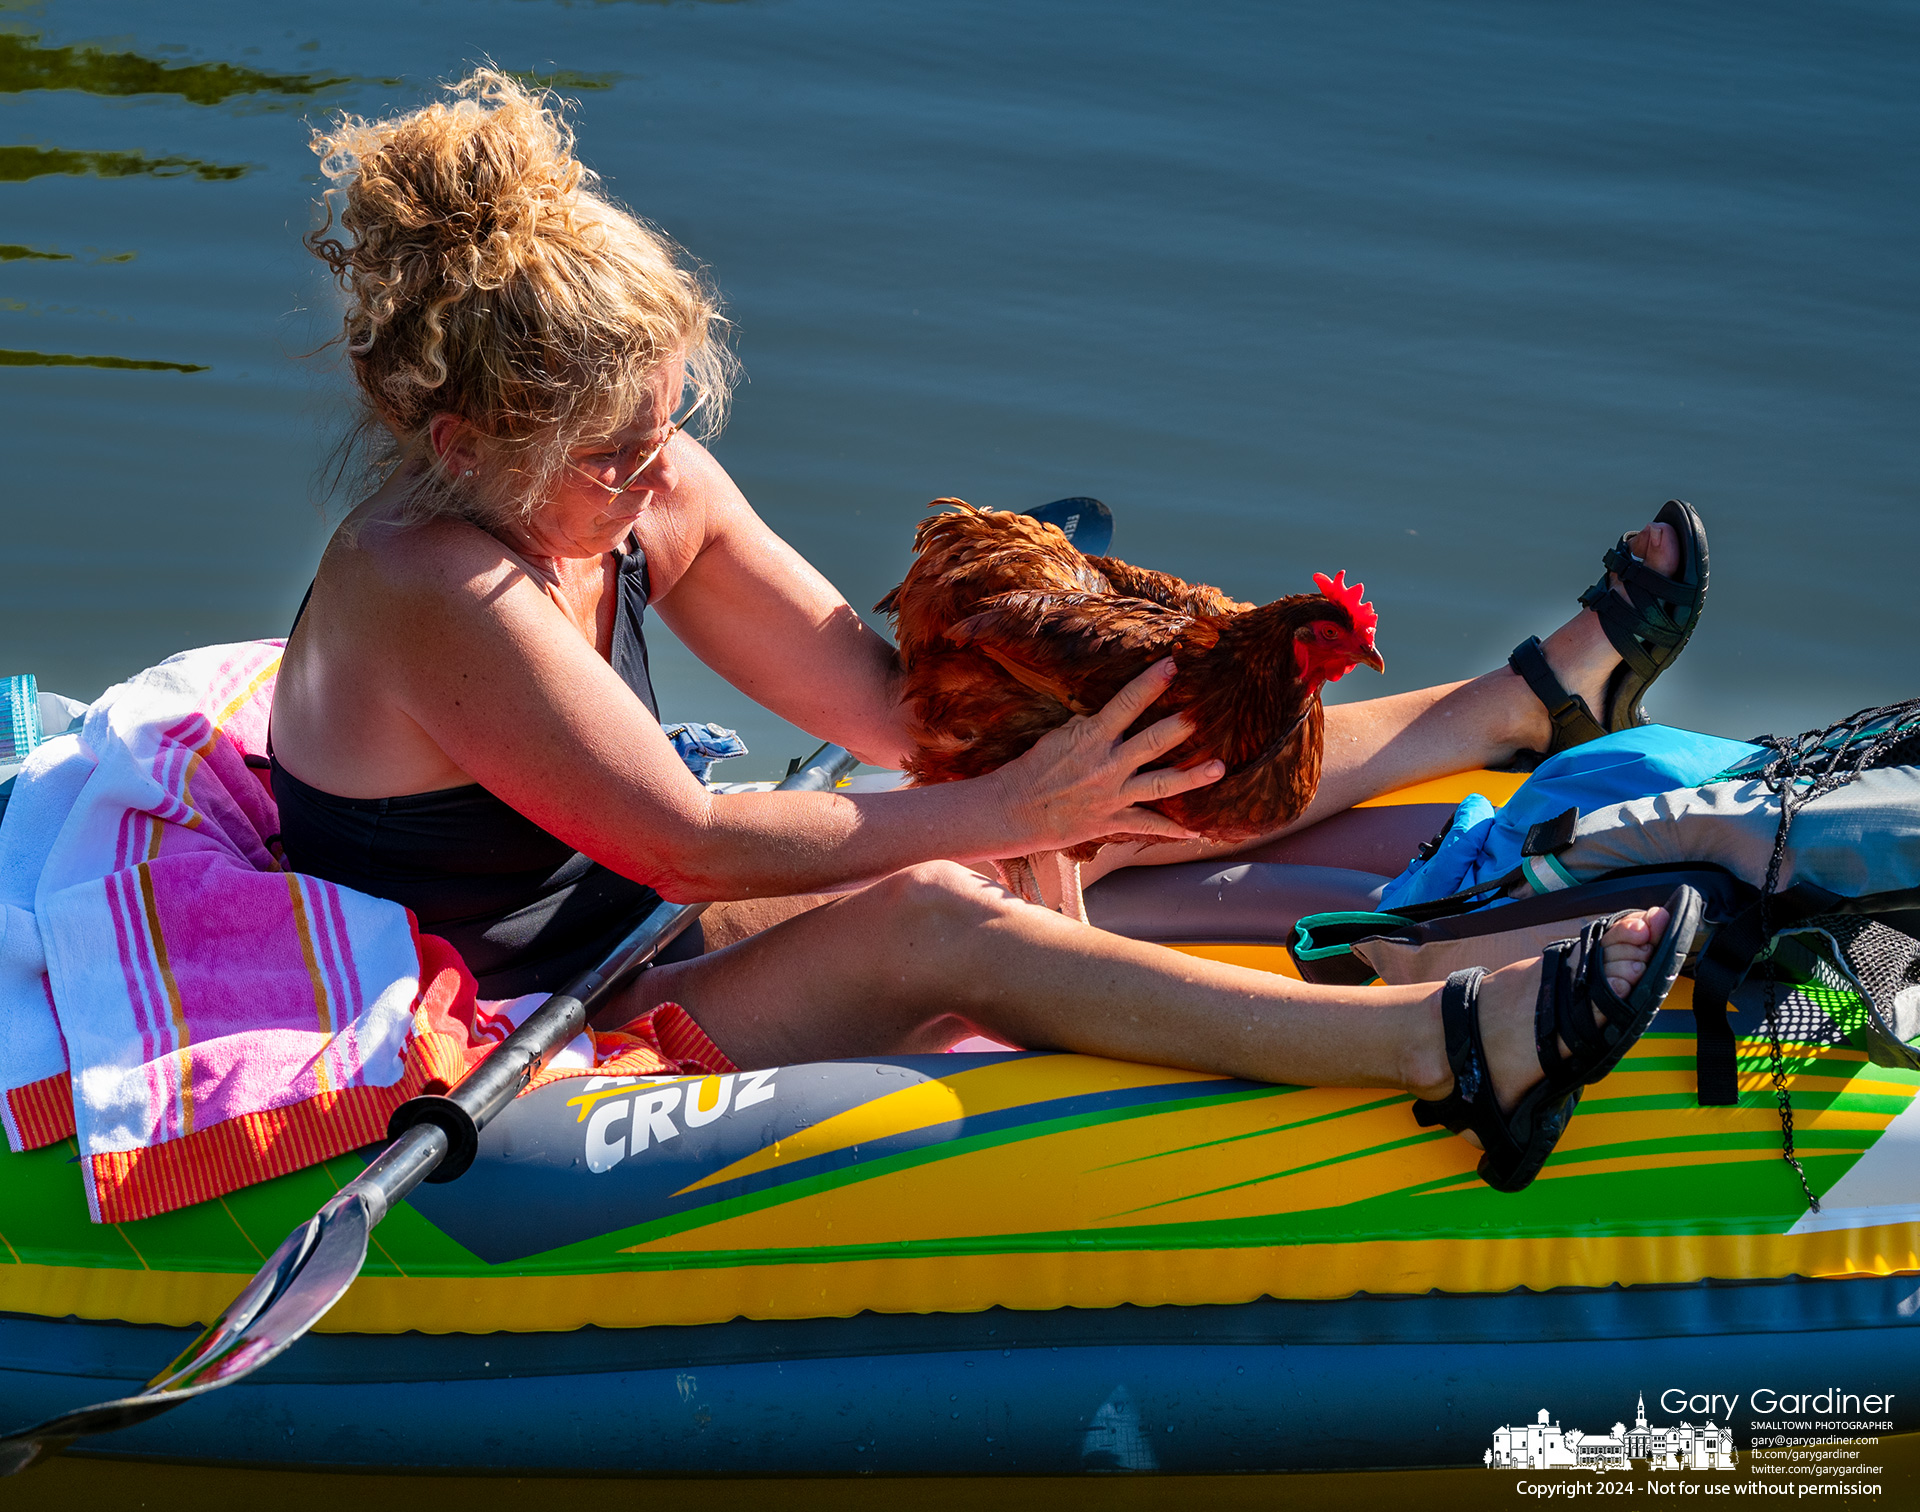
296,506,568,708
323,506,526,607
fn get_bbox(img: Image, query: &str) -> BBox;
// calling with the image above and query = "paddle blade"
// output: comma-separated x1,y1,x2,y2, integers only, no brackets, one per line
0,1186,374,1475
1025,497,1113,557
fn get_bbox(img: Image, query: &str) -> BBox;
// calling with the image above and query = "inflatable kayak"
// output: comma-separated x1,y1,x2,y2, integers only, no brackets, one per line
2,769,1917,1478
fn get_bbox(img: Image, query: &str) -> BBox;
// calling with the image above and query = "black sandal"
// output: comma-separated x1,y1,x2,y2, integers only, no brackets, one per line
1411,885,1706,1193
1508,499,1710,758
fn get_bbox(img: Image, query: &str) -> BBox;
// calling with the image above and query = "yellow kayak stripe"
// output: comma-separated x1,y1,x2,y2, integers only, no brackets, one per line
1356,771,1529,810
675,1055,1227,1196
650,1050,1906,1253
8,1220,1914,1335
1165,943,1304,978
636,1095,1478,1253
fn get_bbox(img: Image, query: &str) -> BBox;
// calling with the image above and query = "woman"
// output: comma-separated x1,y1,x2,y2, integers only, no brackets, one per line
274,72,1703,1190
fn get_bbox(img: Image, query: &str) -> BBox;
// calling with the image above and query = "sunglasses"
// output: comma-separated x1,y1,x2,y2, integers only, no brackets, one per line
569,389,708,499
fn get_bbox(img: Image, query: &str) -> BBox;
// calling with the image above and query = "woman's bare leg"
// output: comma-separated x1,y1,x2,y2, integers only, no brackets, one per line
1080,518,1683,884
699,893,837,950
624,863,1669,1114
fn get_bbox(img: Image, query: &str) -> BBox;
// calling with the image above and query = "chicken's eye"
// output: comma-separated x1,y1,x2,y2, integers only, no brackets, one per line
1319,624,1339,640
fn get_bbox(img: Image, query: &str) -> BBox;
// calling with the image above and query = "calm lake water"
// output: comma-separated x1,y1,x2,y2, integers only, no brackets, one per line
3,1,1915,776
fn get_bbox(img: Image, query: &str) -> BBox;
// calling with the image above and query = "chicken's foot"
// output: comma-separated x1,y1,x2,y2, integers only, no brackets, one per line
993,855,1044,906
994,852,1090,925
1048,850,1089,926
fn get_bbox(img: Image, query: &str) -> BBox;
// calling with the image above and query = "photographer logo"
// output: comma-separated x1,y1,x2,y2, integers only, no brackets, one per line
1487,1393,1734,1472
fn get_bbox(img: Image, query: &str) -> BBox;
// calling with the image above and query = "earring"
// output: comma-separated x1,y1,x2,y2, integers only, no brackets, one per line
462,469,474,478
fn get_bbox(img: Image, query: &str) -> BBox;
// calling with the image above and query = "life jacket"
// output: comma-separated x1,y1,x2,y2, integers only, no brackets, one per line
1290,705,1920,1108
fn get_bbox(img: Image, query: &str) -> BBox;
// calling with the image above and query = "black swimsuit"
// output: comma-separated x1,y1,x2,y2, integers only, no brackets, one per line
270,539,704,999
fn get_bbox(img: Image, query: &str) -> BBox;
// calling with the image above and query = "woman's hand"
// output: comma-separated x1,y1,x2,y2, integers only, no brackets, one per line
986,659,1226,853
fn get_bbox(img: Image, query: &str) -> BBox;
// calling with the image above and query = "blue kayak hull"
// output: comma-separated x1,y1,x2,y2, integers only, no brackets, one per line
6,1275,1916,1475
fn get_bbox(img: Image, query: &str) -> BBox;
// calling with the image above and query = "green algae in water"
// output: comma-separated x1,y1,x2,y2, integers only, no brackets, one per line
0,145,249,183
0,349,207,373
0,33,348,105
508,68,620,92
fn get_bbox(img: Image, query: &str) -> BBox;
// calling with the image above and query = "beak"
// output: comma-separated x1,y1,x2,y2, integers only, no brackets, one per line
1358,642,1386,674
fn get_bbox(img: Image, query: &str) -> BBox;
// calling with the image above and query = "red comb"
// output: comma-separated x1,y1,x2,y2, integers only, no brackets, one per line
1312,570,1378,641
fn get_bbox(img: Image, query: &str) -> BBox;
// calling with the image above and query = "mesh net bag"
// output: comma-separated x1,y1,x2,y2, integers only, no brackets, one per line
1772,914,1920,1070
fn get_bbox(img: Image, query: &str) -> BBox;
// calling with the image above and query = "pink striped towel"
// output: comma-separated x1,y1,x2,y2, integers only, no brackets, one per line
0,642,730,1223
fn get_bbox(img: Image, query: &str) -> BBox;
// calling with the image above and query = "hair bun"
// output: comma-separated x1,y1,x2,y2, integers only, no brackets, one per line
310,69,593,348
305,68,733,533
414,70,589,284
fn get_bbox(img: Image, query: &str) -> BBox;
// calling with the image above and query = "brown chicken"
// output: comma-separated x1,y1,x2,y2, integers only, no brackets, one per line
876,500,1385,917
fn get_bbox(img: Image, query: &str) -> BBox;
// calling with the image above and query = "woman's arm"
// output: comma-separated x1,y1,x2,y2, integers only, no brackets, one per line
634,436,915,768
364,519,1220,902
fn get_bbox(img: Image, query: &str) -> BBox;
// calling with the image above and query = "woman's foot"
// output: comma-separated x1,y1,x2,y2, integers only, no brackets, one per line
1406,905,1671,1114
1509,518,1682,755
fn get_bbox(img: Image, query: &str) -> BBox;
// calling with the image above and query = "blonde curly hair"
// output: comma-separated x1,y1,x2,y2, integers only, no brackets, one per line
307,69,735,529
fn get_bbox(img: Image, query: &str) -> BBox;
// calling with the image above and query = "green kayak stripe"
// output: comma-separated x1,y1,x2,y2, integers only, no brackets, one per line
521,1138,1871,1278
435,1102,1887,1275
1094,1092,1410,1171
1544,1130,1876,1166
1611,1054,1911,1081
522,1156,1870,1275
1114,1127,1456,1216
1582,1088,1909,1118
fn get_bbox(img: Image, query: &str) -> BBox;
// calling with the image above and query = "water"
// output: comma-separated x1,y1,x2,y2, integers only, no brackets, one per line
4,0,1915,776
